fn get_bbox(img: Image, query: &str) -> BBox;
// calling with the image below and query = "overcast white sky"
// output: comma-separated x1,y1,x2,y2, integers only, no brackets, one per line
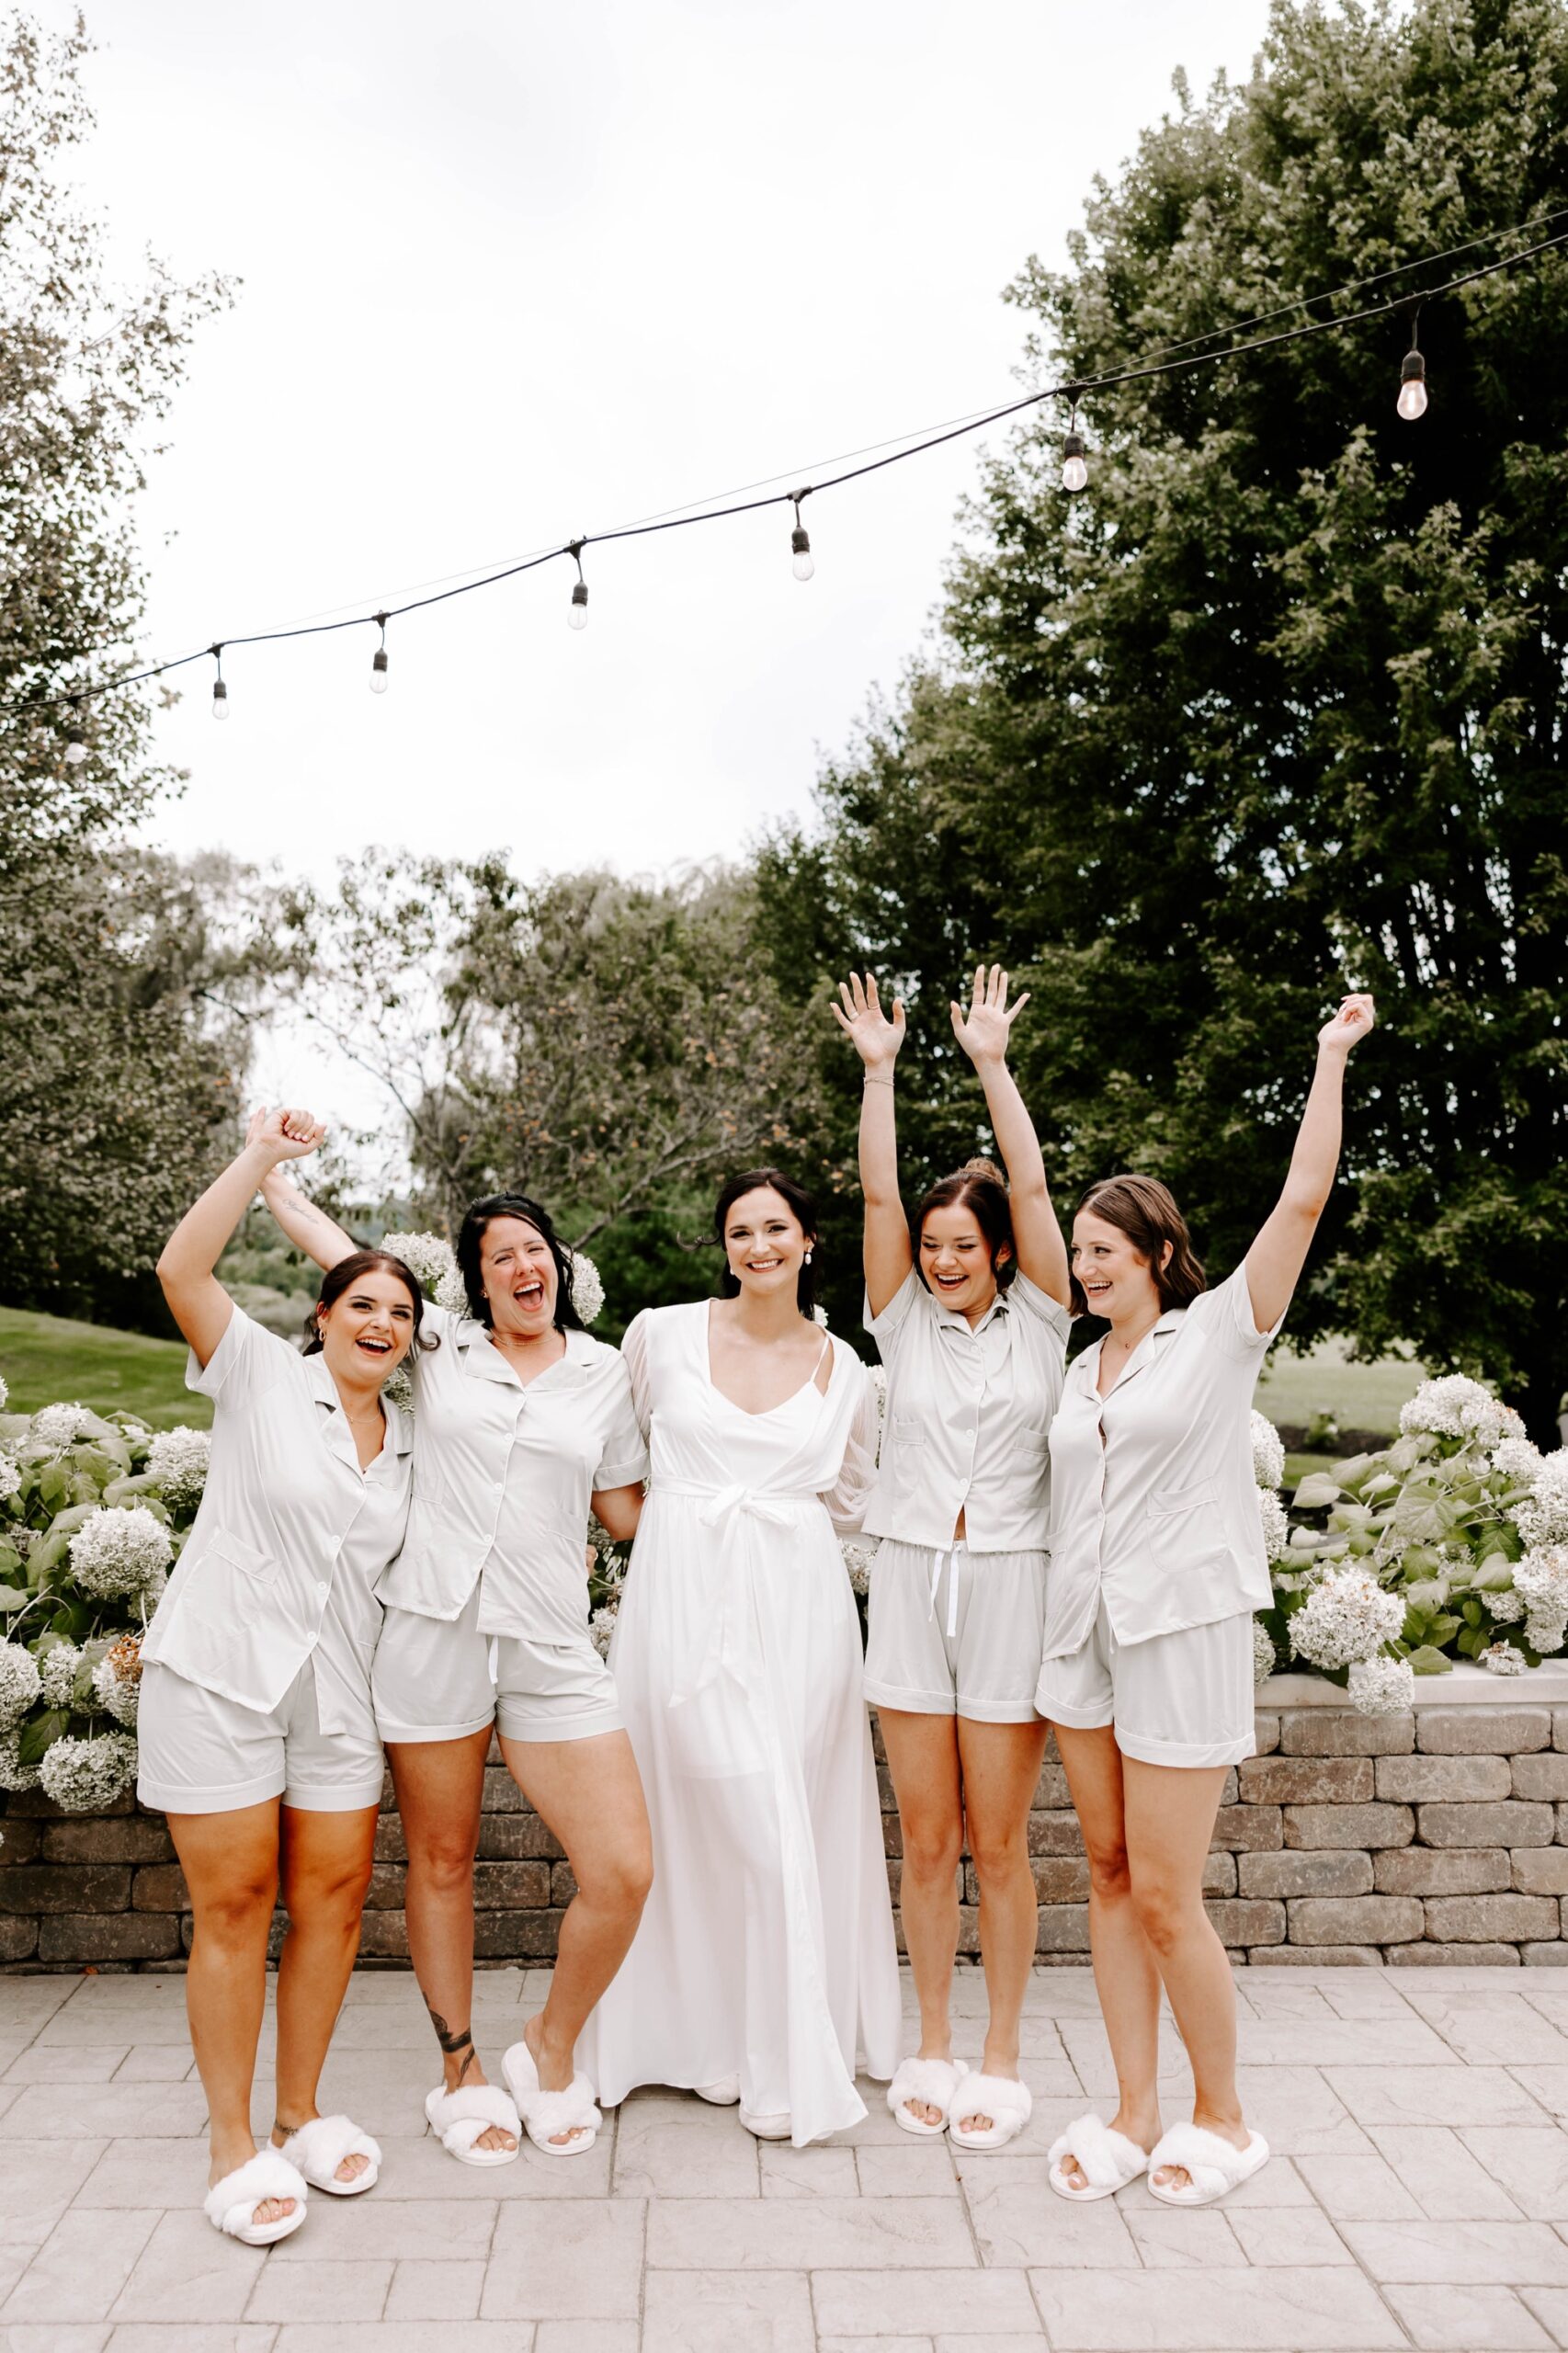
58,0,1274,901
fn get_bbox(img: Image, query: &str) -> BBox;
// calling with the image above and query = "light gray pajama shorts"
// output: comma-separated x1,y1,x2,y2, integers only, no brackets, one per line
372,1579,624,1745
863,1540,1048,1724
1035,1597,1257,1768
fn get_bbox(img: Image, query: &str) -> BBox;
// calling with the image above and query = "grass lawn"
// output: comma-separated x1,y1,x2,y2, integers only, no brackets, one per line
0,1306,210,1433
1256,1335,1424,1439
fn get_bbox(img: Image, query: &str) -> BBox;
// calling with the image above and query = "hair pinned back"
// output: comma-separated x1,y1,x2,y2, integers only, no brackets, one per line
1070,1174,1206,1317
914,1157,1016,1290
712,1166,821,1317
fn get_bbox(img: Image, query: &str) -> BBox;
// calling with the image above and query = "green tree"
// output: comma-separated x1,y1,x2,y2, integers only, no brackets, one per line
0,13,243,1329
759,0,1568,1440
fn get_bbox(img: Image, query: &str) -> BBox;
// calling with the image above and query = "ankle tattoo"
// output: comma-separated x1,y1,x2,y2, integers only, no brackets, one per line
425,1997,475,2061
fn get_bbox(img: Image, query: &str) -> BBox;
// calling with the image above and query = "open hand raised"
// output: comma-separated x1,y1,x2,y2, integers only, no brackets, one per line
1317,994,1376,1057
950,963,1030,1067
830,973,906,1070
245,1105,326,1164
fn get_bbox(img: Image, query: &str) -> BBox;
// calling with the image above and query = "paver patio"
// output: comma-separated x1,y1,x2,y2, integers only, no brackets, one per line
5,1961,1568,2349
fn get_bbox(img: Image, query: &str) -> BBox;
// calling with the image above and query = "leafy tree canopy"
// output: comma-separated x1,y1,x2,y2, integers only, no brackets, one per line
757,0,1568,1440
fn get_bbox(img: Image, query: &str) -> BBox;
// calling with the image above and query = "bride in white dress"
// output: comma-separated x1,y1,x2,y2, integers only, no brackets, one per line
582,1167,901,2144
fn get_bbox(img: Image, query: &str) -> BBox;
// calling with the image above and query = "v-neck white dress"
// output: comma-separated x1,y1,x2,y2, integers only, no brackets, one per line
579,1302,902,2143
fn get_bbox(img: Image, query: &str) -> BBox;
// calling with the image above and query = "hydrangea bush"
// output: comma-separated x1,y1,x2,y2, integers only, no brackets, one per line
1255,1372,1568,1714
0,1390,210,1807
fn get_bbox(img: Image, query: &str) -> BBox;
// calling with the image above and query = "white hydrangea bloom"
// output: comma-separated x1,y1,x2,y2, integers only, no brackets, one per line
0,1726,41,1790
1485,1586,1527,1623
381,1364,415,1416
91,1635,142,1728
30,1402,96,1449
1257,1489,1290,1564
379,1230,457,1293
0,1446,19,1503
1481,1641,1528,1676
1290,1568,1407,1670
1252,1618,1277,1687
1513,1454,1568,1552
434,1264,471,1316
1492,1436,1543,1488
1250,1410,1285,1491
1347,1654,1416,1715
1399,1375,1517,1452
589,1603,619,1660
842,1539,879,1598
570,1252,606,1327
813,1303,830,1328
1514,1548,1568,1659
0,1642,41,1732
38,1730,138,1812
38,1642,85,1711
145,1426,210,1512
68,1506,173,1600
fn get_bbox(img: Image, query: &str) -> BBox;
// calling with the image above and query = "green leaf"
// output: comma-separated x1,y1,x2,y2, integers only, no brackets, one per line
1292,1472,1342,1509
1404,1645,1454,1677
0,1583,28,1611
16,1707,68,1765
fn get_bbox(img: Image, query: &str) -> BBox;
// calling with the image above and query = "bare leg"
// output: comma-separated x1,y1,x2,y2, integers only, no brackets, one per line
953,1713,1051,2132
500,1727,652,2146
1122,1757,1244,2192
1050,1725,1163,2189
270,1803,379,2182
878,1709,964,2126
167,1802,294,2229
387,1731,515,2154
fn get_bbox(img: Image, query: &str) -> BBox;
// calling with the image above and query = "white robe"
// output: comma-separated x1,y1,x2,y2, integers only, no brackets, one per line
581,1302,902,2143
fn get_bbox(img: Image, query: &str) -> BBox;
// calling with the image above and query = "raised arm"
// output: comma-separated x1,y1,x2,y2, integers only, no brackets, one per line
830,972,912,1318
949,963,1070,1306
1244,994,1376,1335
251,1106,358,1272
156,1110,325,1366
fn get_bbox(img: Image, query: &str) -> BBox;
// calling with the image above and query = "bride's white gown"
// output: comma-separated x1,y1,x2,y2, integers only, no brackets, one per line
581,1302,902,2143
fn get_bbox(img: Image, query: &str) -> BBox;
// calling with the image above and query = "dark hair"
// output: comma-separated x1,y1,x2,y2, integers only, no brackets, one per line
1069,1174,1207,1317
712,1167,820,1318
454,1193,584,1331
913,1157,1016,1291
304,1249,437,1358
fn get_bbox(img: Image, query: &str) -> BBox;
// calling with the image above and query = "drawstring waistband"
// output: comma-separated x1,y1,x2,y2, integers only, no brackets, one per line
926,1543,968,1640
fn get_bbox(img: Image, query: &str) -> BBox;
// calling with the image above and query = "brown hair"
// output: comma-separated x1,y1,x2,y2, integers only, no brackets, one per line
1070,1175,1206,1318
914,1157,1016,1291
305,1250,439,1357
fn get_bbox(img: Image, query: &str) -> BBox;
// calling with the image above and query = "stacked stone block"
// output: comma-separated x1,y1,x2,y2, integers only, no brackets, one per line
6,1701,1568,1967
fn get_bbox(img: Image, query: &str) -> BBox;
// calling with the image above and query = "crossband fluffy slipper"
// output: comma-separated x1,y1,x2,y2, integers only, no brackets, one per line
278,2112,382,2196
424,2081,521,2167
1047,2112,1149,2202
1146,2122,1270,2207
948,2074,1033,2153
502,2038,603,2156
203,2148,309,2246
887,2055,971,2138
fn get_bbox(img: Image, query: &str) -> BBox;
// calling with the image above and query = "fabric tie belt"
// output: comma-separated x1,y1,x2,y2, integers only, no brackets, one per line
648,1482,823,1704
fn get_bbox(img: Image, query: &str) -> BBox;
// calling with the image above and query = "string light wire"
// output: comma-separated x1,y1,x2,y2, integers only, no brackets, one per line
16,218,1568,729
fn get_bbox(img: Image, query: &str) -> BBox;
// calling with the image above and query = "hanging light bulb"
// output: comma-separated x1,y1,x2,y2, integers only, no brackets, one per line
1396,306,1428,420
567,541,589,630
790,490,814,581
1397,347,1428,420
370,613,389,692
210,645,229,721
1062,407,1088,494
63,703,87,765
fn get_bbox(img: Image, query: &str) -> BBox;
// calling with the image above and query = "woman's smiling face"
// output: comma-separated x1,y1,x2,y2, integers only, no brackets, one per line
723,1186,811,1301
1070,1208,1162,1324
480,1215,559,1334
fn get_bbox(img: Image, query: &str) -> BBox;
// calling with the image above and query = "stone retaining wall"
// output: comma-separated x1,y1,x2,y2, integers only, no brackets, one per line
6,1674,1568,1969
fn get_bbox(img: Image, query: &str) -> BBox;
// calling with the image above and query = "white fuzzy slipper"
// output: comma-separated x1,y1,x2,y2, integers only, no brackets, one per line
424,2082,521,2166
1048,2111,1149,2202
203,2148,309,2245
739,2108,792,2140
278,2112,381,2196
1147,2122,1270,2207
502,2039,602,2156
948,2073,1032,2153
695,2075,742,2106
886,2055,970,2138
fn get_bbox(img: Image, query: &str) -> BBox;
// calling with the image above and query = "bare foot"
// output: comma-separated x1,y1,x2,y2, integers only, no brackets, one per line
211,2143,296,2230
273,2115,371,2187
522,2009,588,2148
1152,2110,1249,2195
902,2040,953,2128
1057,2108,1158,2193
